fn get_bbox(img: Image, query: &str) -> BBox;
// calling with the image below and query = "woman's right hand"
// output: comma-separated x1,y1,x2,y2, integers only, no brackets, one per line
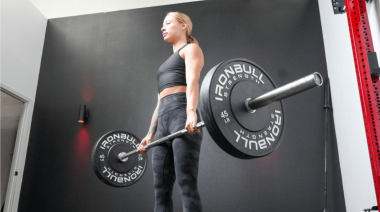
137,135,153,153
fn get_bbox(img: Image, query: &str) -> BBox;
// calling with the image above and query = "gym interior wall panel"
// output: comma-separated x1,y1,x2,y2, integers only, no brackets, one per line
19,1,346,211
318,0,377,211
1,0,47,211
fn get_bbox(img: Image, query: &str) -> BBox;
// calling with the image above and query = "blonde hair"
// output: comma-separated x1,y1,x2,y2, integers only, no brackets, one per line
167,12,199,45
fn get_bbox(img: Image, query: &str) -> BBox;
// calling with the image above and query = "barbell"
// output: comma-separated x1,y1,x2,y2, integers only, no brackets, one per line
91,58,323,187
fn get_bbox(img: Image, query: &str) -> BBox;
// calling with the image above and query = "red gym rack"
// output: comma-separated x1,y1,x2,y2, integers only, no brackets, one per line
344,0,380,206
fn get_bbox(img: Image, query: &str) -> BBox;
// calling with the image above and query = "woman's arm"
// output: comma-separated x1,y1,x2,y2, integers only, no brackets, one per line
138,94,160,152
184,44,204,134
146,94,160,139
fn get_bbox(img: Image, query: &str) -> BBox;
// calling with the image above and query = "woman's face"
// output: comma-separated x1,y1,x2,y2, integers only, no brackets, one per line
161,15,184,42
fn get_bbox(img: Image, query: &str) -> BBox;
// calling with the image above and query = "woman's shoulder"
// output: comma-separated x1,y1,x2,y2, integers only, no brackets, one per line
184,43,203,55
185,43,201,49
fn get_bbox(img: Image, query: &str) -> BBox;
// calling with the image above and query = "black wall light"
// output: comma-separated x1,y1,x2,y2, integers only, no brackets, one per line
78,104,89,123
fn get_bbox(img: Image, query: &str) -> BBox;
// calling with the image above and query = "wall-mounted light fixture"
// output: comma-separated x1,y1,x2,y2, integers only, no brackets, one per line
78,104,89,123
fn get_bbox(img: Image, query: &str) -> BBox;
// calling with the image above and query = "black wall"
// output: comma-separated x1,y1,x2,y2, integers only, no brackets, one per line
19,1,346,211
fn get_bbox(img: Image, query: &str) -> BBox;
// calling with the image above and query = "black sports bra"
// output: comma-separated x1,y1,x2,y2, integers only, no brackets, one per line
157,44,189,93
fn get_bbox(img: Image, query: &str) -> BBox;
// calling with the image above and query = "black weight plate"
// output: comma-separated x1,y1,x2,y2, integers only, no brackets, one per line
200,58,284,159
91,130,147,187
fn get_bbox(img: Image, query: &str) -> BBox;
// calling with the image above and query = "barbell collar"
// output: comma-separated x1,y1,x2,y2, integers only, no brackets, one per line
245,72,323,111
118,121,206,162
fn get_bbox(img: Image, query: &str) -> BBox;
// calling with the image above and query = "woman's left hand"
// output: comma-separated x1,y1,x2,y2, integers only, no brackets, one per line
185,110,200,135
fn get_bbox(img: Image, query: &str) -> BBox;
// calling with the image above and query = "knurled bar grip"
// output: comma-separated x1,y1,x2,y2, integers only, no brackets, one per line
118,121,206,162
245,72,323,111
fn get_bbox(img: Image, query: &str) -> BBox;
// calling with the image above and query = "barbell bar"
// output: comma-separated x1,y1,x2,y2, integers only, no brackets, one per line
246,72,323,111
92,58,324,187
117,72,322,162
118,122,206,162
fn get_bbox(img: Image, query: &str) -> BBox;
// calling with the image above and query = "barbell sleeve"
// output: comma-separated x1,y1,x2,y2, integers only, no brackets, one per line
118,121,206,162
245,72,323,111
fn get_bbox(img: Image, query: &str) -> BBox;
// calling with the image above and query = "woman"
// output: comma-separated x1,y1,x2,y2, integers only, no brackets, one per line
137,12,204,212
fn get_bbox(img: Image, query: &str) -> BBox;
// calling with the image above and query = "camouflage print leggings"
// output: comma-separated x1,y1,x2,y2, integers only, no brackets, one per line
152,92,203,212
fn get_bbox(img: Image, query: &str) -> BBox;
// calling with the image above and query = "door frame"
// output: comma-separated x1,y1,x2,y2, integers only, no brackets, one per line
1,82,34,212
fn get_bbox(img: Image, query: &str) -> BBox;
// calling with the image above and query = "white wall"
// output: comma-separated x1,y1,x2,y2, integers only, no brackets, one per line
1,0,47,211
29,0,203,19
318,0,379,211
368,1,380,54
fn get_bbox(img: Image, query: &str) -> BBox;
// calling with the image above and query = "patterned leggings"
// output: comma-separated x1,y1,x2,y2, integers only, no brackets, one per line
152,92,203,212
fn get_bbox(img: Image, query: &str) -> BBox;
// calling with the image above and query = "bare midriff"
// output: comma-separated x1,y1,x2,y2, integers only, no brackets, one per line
159,85,187,99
